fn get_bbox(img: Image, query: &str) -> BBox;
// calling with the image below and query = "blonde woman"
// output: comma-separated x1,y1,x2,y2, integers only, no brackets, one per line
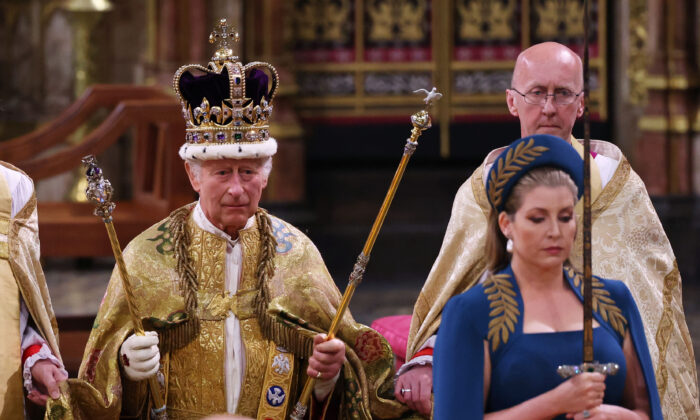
433,135,661,420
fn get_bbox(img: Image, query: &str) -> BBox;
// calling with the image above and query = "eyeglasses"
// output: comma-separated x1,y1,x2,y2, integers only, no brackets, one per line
510,88,583,106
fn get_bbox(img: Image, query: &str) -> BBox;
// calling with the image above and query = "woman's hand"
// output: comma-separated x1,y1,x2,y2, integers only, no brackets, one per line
566,403,647,420
394,365,433,416
552,372,606,414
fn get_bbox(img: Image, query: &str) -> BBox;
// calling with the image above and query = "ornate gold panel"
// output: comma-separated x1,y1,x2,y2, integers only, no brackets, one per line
286,0,608,156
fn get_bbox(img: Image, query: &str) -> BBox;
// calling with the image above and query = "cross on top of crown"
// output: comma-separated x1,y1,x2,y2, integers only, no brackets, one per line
209,18,240,62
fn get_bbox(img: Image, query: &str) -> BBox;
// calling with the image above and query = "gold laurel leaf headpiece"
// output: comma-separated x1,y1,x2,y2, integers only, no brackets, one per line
485,135,584,212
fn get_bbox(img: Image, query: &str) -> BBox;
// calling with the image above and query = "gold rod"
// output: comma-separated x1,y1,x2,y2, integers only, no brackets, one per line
104,221,166,413
363,132,419,255
289,91,442,420
105,221,144,333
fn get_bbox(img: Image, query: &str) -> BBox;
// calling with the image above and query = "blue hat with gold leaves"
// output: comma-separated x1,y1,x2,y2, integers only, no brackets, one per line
485,134,584,212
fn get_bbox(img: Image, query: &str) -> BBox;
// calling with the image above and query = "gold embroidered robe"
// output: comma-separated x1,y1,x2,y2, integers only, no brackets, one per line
407,140,699,419
65,206,405,419
0,161,64,417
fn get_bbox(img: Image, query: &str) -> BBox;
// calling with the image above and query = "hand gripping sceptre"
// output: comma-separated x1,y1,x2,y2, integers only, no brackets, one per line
82,156,168,420
557,0,618,392
289,88,443,420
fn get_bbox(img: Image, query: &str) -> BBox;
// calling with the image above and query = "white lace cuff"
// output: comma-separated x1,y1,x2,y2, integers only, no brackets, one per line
23,343,67,393
396,335,436,376
396,354,433,376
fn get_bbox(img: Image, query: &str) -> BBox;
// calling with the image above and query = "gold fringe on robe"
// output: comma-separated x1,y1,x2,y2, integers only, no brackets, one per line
58,205,406,419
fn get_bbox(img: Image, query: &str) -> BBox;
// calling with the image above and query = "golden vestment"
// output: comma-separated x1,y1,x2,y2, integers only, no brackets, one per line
407,140,699,419
0,161,64,418
64,205,405,419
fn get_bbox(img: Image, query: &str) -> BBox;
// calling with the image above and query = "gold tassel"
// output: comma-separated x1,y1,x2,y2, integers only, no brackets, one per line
158,205,200,353
254,209,315,359
155,205,315,356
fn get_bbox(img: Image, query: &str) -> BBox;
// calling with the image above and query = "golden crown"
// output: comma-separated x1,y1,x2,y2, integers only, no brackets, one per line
173,18,279,160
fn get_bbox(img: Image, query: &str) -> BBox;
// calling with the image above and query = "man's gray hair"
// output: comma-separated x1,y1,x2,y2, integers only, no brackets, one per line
187,157,273,181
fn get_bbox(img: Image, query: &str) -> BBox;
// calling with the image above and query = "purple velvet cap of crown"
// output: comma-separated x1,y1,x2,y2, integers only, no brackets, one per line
179,67,230,110
178,66,270,113
245,68,269,105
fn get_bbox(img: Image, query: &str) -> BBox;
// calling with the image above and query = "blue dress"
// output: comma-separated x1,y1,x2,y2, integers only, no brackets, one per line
433,265,662,419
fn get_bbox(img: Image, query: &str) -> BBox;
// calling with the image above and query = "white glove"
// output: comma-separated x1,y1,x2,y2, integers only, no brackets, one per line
119,331,160,381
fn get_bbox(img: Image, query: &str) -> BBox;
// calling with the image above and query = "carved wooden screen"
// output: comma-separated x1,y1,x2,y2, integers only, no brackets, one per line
290,0,607,155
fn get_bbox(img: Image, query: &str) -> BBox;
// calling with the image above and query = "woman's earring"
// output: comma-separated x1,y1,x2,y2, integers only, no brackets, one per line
506,238,514,253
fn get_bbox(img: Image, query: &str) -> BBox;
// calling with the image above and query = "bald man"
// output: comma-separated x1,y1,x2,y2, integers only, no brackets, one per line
396,42,699,419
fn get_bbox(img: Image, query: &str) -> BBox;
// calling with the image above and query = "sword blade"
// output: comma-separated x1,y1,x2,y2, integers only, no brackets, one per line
582,0,594,364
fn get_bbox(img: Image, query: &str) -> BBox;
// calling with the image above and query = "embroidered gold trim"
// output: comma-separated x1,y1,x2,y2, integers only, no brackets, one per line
654,261,679,401
0,242,8,260
484,273,520,351
487,138,549,209
471,165,491,217
0,218,9,235
591,158,631,224
566,266,628,336
166,223,228,415
257,343,296,419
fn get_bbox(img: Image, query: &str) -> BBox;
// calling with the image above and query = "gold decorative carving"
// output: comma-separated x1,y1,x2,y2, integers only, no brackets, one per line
534,0,585,39
638,115,690,133
293,0,352,44
323,0,352,43
645,75,693,90
484,273,520,351
487,138,548,209
628,0,649,105
367,1,394,42
456,0,516,41
366,0,427,43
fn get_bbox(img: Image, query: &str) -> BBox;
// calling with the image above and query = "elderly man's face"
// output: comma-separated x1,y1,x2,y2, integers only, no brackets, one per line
185,158,268,238
506,43,584,140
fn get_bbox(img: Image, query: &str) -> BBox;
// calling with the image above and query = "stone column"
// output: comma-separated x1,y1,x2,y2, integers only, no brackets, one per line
635,0,698,195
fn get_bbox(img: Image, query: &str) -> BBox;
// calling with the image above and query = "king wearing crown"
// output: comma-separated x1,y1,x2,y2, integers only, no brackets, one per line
65,19,406,420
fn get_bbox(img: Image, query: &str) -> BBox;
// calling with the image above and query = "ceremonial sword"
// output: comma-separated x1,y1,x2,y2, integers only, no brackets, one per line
289,88,442,420
557,0,619,384
82,155,168,420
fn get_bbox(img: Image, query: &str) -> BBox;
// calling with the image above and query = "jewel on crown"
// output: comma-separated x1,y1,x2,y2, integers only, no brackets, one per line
172,18,279,145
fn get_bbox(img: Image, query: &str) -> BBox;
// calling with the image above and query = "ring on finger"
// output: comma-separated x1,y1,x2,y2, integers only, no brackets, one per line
400,388,411,396
316,371,323,380
583,410,591,419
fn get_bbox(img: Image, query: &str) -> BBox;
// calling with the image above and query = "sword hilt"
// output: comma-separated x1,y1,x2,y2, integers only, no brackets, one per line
557,361,620,379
